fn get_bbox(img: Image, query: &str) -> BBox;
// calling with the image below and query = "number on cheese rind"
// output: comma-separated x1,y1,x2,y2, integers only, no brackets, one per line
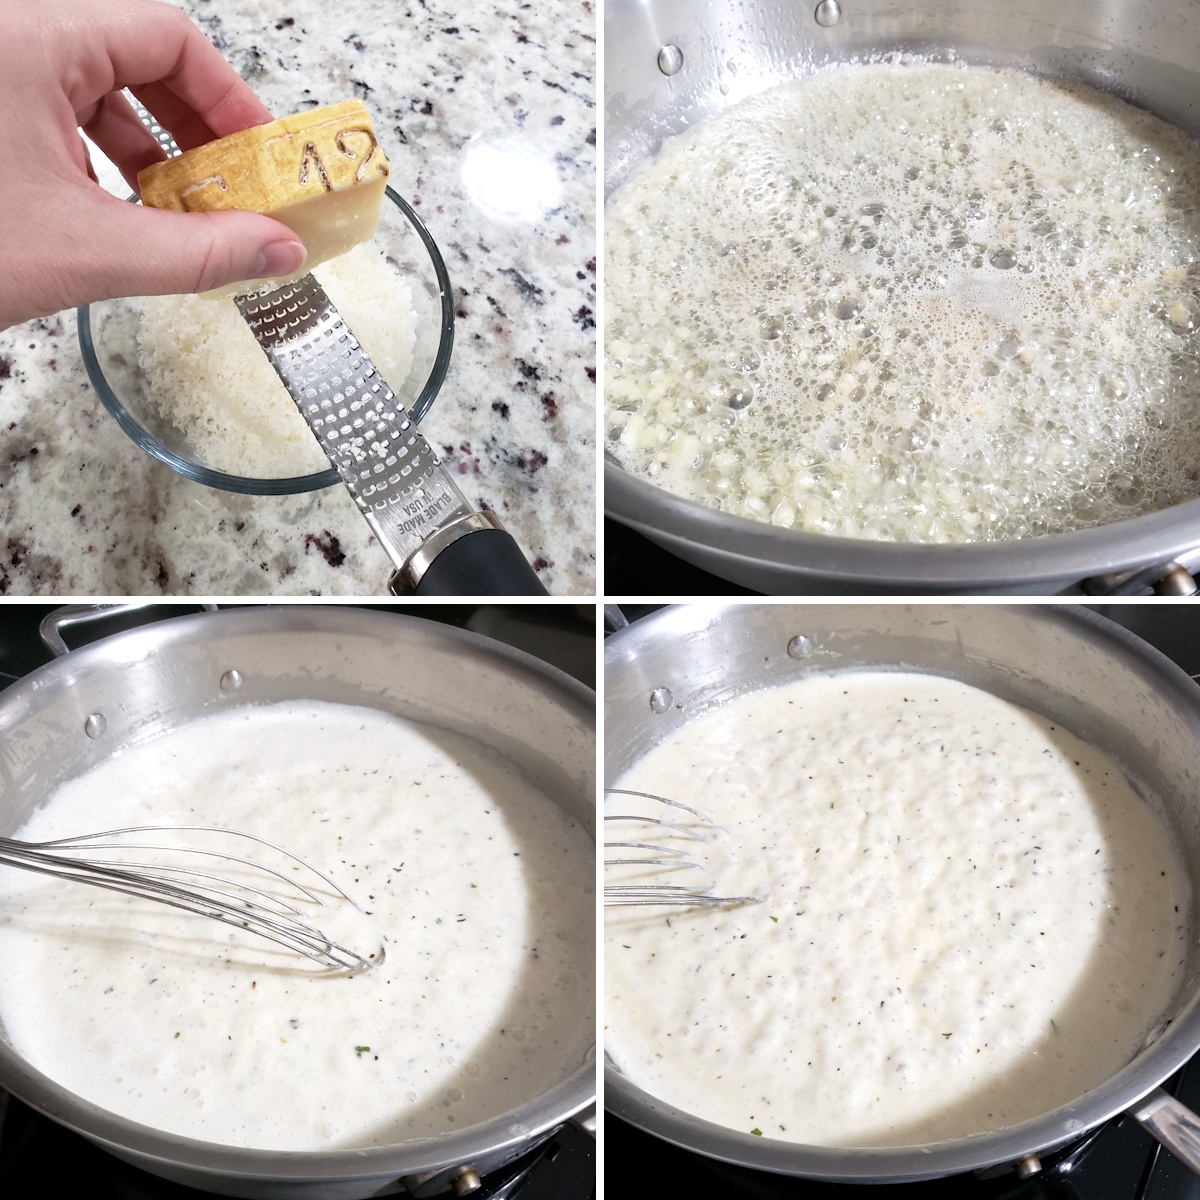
137,99,391,296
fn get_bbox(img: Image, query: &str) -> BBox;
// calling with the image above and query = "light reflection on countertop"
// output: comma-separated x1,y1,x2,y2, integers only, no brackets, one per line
0,0,596,596
462,139,564,223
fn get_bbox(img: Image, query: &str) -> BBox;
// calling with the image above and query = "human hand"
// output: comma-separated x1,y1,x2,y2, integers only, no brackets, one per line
0,0,307,330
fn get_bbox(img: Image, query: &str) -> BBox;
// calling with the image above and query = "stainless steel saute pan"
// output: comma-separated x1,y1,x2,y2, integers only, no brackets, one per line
0,605,595,1199
605,604,1200,1182
604,0,1200,594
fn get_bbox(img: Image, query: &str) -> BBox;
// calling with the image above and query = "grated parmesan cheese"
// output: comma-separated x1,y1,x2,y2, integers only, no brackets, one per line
137,242,418,479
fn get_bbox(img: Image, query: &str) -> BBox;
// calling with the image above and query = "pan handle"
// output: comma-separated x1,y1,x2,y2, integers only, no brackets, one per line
403,1115,594,1198
40,603,218,657
1129,1086,1200,1175
604,605,629,633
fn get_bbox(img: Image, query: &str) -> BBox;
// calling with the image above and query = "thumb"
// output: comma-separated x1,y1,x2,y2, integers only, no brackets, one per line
74,197,308,301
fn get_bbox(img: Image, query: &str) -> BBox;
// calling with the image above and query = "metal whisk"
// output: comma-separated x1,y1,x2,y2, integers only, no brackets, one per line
0,825,382,971
604,788,758,907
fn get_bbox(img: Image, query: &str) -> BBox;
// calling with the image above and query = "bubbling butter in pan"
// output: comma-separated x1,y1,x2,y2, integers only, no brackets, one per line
0,701,595,1150
606,62,1200,541
605,672,1189,1146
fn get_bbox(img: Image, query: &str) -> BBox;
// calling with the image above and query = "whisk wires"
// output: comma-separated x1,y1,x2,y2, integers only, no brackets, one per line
604,788,759,907
0,826,381,971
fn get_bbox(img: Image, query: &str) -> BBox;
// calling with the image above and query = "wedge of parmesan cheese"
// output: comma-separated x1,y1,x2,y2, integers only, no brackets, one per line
138,99,390,294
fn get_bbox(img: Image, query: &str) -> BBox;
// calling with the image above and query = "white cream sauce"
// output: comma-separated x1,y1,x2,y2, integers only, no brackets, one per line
605,672,1188,1146
0,701,594,1150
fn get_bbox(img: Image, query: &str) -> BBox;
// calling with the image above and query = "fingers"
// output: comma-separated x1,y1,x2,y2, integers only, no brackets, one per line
130,81,223,153
79,90,166,190
45,191,307,311
80,137,99,184
99,1,274,136
64,0,280,203
100,201,307,299
0,1,299,328
57,0,273,140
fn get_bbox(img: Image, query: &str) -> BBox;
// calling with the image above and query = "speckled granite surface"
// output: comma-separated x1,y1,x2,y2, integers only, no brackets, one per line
0,0,596,596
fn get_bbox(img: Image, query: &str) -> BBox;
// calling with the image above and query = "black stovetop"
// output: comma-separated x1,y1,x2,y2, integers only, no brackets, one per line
0,602,595,1200
606,518,758,596
604,518,1194,597
606,601,1200,1200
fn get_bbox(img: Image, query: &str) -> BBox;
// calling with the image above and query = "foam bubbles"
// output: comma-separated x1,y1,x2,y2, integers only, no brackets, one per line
605,62,1200,542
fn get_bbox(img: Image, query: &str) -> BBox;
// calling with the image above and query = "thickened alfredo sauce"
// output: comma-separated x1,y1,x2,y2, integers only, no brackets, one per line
605,673,1188,1145
0,701,594,1150
606,63,1200,541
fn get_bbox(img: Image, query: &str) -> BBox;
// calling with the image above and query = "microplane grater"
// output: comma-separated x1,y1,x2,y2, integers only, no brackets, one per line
128,93,546,595
234,277,475,569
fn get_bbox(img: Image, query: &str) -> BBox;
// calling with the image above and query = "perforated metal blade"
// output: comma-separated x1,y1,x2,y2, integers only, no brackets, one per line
235,277,475,570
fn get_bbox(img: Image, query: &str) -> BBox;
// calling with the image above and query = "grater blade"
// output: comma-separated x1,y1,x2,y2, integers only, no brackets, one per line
234,276,476,570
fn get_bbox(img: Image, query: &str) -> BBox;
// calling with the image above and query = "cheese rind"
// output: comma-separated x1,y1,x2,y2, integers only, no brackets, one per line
138,100,390,292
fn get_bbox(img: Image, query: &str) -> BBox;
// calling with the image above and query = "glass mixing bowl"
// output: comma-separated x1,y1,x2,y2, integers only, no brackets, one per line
77,187,454,495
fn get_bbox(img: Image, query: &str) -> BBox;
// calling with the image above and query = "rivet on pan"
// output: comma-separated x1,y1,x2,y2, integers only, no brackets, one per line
649,687,673,714
815,0,841,27
453,1168,482,1196
1015,1155,1042,1179
658,44,684,76
1143,1019,1171,1049
220,669,245,693
1157,564,1199,596
400,1172,439,1196
84,713,107,739
788,634,814,659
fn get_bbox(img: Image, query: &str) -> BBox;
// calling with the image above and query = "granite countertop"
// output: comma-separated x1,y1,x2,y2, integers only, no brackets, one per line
0,0,596,596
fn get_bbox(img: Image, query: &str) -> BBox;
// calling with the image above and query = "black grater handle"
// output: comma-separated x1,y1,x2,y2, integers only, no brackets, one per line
402,527,548,596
